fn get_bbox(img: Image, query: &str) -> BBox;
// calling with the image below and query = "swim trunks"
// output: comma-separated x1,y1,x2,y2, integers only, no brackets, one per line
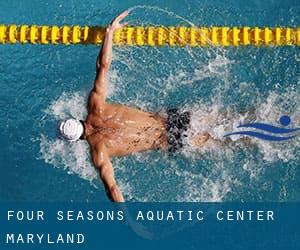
166,108,191,153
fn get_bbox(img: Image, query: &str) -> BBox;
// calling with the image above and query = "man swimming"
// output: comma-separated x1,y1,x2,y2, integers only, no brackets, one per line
58,11,210,202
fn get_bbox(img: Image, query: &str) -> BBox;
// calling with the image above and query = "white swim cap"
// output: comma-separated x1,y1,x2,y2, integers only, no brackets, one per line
58,118,84,142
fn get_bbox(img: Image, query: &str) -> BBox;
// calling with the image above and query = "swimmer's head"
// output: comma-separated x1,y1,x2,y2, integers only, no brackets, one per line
57,118,84,142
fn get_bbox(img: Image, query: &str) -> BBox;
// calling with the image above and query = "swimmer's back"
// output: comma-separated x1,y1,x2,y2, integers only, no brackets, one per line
86,102,168,156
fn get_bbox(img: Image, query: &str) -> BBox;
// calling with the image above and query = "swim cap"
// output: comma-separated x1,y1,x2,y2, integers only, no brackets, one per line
58,118,84,142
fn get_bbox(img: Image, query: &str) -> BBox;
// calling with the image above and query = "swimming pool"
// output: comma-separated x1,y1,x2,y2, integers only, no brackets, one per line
0,0,299,202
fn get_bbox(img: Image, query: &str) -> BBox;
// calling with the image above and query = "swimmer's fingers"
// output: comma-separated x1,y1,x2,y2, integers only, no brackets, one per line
119,22,129,29
114,10,130,23
110,10,130,30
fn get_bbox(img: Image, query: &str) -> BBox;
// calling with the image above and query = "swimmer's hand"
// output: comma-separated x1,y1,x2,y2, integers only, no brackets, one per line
107,10,129,33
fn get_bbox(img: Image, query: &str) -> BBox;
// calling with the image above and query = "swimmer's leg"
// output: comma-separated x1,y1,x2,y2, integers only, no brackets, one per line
189,107,259,148
189,114,216,147
192,133,211,147
192,133,254,148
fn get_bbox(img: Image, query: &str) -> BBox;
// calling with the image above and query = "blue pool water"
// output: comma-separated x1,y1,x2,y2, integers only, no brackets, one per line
0,0,299,202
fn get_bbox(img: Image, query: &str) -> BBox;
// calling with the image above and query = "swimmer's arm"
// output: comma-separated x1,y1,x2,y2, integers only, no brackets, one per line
93,29,112,99
94,11,129,99
92,144,125,202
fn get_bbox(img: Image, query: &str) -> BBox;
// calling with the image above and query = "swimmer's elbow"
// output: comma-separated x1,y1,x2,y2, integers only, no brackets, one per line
100,58,111,70
96,57,110,72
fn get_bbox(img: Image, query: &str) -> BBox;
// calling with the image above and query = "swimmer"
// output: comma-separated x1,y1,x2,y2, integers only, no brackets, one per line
58,11,210,202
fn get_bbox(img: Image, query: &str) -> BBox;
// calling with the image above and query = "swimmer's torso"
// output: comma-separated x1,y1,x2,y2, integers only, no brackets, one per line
85,92,167,156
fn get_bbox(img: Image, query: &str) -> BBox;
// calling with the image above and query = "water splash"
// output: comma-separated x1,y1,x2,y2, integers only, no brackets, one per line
39,134,97,184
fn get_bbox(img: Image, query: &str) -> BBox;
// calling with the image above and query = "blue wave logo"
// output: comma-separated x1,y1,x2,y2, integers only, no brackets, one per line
224,116,300,141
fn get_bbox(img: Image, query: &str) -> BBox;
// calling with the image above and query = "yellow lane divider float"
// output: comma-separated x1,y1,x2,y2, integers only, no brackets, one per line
0,25,299,46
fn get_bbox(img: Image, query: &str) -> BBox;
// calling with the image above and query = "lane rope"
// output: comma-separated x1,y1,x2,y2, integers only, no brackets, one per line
0,25,299,46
